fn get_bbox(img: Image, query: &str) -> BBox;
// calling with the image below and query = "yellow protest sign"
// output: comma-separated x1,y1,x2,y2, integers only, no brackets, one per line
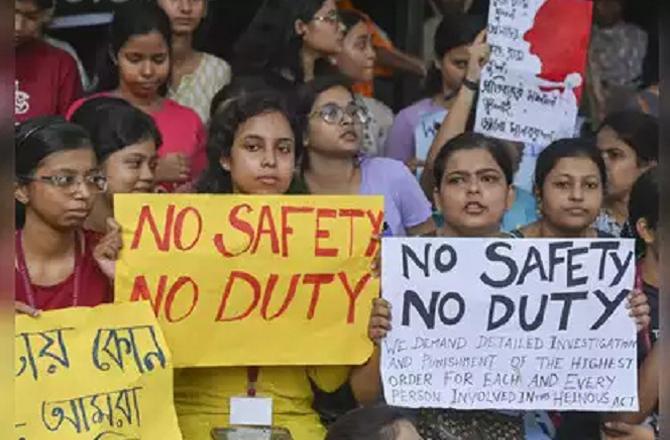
15,301,182,439
114,194,383,368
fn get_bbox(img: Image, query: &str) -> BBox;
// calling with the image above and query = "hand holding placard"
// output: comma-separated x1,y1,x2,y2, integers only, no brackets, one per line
381,237,638,412
115,194,384,367
14,302,182,439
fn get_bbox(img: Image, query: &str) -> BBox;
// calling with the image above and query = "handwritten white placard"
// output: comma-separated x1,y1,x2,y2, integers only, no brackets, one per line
381,237,638,411
474,0,593,145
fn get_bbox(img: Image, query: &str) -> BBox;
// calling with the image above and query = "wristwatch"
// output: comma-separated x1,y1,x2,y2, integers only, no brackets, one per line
462,78,479,91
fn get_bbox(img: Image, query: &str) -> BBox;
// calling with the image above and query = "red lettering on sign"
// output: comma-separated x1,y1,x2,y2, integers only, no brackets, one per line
164,276,199,322
303,273,336,319
213,204,254,257
251,205,280,254
215,271,261,321
339,271,372,324
129,274,198,321
364,210,384,257
130,205,175,251
280,206,314,257
338,209,365,256
315,209,338,257
174,207,203,251
129,274,167,315
260,273,300,320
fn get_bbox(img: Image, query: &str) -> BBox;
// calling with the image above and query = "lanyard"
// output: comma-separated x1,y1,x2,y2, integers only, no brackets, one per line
635,263,652,353
247,367,260,397
16,230,83,309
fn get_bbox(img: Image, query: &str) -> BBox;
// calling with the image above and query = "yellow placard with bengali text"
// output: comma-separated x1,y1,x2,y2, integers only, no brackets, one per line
114,194,383,368
15,301,182,440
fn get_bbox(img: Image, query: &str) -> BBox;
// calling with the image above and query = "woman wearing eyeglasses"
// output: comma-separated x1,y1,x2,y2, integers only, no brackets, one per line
233,0,343,83
14,116,121,316
294,75,435,237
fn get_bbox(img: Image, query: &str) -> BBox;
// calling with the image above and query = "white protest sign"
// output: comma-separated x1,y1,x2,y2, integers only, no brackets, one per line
381,238,638,411
413,109,447,177
474,0,593,145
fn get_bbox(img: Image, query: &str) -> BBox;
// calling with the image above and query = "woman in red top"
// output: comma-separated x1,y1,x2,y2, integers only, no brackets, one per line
67,0,206,192
15,116,121,314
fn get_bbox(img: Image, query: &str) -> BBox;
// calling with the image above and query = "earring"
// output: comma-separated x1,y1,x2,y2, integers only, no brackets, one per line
108,48,118,66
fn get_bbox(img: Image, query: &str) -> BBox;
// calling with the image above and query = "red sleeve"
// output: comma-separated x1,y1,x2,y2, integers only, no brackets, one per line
191,117,208,180
57,53,83,117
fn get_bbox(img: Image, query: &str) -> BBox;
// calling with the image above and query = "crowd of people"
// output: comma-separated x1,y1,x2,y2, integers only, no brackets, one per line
14,0,659,439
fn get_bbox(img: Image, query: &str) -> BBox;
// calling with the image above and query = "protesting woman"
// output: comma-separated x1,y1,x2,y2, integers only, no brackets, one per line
512,139,614,240
172,89,391,440
419,132,525,439
509,138,651,439
69,96,161,233
421,133,651,439
384,13,485,169
333,9,393,156
68,0,206,192
157,0,231,124
602,168,659,439
594,111,658,236
233,0,343,83
15,116,120,314
295,75,435,237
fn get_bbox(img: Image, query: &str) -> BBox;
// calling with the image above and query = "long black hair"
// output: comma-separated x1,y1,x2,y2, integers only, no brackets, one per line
70,96,162,162
95,0,172,94
197,89,301,194
598,110,659,164
339,8,367,34
425,13,485,96
627,167,658,255
15,116,93,228
233,0,326,83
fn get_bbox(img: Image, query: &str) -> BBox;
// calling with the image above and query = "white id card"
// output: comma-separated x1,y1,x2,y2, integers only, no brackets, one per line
229,397,273,427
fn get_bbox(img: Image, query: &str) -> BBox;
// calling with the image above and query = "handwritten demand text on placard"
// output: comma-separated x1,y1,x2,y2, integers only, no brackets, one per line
115,194,383,367
381,238,638,411
15,302,182,440
474,0,593,145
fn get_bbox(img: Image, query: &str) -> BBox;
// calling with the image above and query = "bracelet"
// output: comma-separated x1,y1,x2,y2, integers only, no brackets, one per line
462,78,479,91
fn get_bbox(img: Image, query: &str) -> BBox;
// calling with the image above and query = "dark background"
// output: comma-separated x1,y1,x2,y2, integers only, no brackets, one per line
47,0,659,110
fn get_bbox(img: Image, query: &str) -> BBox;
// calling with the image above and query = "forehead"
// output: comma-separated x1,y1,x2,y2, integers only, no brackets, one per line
596,126,629,149
444,148,503,173
15,0,42,14
120,31,169,52
548,156,600,177
315,0,336,14
313,86,353,108
113,138,158,156
38,148,97,171
344,21,369,41
446,45,471,59
235,111,294,141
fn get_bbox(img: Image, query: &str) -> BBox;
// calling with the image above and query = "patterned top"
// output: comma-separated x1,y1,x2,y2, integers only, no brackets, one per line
593,210,625,238
590,23,648,88
357,95,393,157
168,53,231,124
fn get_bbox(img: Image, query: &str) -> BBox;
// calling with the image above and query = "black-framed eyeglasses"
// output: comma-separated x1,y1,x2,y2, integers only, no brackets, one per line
19,173,108,194
309,103,369,125
312,9,341,25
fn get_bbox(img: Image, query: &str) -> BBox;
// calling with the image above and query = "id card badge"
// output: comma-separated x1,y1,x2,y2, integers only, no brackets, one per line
229,397,273,427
